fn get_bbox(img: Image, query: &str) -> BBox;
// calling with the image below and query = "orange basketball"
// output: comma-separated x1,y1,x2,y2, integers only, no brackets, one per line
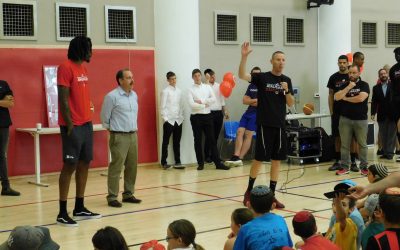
303,103,314,115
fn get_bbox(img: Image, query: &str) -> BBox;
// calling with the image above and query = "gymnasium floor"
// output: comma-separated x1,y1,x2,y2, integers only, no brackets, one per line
0,147,398,249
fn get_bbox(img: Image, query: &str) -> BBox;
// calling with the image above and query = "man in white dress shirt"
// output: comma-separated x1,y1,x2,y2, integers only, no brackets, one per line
160,71,184,169
188,69,230,171
203,69,228,163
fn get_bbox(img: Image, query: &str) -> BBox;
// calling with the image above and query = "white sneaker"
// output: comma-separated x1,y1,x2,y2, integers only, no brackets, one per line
225,159,243,167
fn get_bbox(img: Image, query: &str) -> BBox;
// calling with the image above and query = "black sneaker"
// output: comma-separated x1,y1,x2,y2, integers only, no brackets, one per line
57,213,78,227
350,163,359,172
328,162,342,171
161,164,172,170
1,187,21,196
173,163,185,169
197,164,204,170
216,163,230,170
73,207,102,220
396,150,400,155
377,149,384,155
205,157,213,164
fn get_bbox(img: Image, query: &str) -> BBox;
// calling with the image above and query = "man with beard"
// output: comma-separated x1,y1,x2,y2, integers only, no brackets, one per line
327,55,349,171
371,68,397,160
335,65,370,176
389,47,400,162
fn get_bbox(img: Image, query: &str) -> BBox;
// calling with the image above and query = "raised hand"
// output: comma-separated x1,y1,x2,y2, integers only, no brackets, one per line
241,42,253,57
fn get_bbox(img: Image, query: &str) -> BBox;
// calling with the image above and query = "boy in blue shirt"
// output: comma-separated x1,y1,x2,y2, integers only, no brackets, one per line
234,185,293,250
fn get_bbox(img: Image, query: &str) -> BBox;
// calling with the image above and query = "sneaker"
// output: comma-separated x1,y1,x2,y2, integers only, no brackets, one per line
73,207,102,220
273,197,285,209
377,149,384,155
397,155,400,162
360,168,368,176
243,190,250,207
336,168,350,175
225,159,243,167
350,163,359,172
396,150,400,155
328,162,342,171
162,164,172,170
57,213,78,227
205,157,213,164
108,200,122,208
173,163,185,169
197,164,204,170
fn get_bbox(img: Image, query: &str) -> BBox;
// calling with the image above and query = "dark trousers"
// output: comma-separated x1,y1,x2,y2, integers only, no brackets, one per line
0,127,9,186
204,110,224,159
190,114,221,166
161,121,182,165
378,118,397,157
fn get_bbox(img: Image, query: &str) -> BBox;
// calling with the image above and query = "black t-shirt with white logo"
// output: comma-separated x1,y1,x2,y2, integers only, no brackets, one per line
0,80,13,128
251,71,294,128
327,72,349,115
340,79,370,120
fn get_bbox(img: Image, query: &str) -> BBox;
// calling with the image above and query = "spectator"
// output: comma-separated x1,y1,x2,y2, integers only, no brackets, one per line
360,194,384,250
92,226,129,250
292,211,339,250
224,208,254,250
366,187,400,250
166,219,204,250
234,185,293,250
349,172,400,200
0,225,59,250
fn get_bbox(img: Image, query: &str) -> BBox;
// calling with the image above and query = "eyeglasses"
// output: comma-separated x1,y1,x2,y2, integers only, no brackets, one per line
165,236,177,242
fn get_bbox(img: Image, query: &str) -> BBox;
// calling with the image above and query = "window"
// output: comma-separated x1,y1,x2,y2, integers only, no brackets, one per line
56,2,89,41
251,14,272,45
284,17,304,46
360,21,377,47
214,11,239,44
105,5,136,43
0,0,37,40
386,22,400,47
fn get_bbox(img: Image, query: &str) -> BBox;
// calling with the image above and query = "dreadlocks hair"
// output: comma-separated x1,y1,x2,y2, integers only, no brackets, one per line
68,36,92,63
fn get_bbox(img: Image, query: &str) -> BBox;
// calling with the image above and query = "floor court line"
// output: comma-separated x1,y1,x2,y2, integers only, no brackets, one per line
0,163,324,209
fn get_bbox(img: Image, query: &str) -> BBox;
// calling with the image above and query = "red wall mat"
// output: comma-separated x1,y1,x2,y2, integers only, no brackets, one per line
0,48,157,176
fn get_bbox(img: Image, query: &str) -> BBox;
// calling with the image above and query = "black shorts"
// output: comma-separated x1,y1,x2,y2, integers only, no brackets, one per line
255,125,287,161
60,122,93,164
331,114,340,137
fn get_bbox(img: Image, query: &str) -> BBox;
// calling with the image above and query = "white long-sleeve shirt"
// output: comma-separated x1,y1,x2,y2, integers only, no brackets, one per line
160,85,184,125
207,82,225,111
188,83,216,114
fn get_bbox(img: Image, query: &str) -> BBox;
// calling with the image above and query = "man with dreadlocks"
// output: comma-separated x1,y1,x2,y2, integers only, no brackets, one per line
56,36,101,226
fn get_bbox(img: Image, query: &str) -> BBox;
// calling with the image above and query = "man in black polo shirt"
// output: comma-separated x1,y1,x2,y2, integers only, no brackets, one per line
238,42,295,208
366,187,400,250
389,47,400,162
0,80,20,196
327,55,349,171
334,65,370,176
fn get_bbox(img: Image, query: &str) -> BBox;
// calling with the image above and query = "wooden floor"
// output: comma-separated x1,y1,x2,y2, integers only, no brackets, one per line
1,147,399,250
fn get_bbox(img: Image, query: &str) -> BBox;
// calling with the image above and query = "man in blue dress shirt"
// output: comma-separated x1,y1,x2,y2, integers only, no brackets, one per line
101,69,142,208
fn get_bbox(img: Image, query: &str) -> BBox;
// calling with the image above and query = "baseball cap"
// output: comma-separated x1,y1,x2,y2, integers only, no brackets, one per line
324,179,356,199
0,226,59,250
140,240,166,250
364,194,379,216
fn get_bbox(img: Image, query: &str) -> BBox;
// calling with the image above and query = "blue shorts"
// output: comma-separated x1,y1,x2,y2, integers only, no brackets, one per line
239,111,257,131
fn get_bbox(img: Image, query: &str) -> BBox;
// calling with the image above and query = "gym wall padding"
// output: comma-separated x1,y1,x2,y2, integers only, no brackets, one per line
0,47,157,176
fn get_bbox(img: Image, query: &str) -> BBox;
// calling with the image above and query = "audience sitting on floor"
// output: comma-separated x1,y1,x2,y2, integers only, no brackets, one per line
166,219,204,250
92,226,129,250
224,208,254,250
325,180,365,249
234,185,293,250
292,211,339,250
360,194,385,250
0,225,59,250
365,187,400,250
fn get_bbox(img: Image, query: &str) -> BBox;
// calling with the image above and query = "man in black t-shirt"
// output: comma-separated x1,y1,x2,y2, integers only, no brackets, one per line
334,65,370,176
238,42,295,209
327,55,349,171
0,80,20,196
389,47,400,163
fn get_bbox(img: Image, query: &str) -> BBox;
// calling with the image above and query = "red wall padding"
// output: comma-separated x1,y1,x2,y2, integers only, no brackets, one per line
0,48,157,176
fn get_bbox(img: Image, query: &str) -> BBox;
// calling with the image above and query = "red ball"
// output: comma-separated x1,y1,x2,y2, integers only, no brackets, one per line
220,81,233,98
223,72,236,88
